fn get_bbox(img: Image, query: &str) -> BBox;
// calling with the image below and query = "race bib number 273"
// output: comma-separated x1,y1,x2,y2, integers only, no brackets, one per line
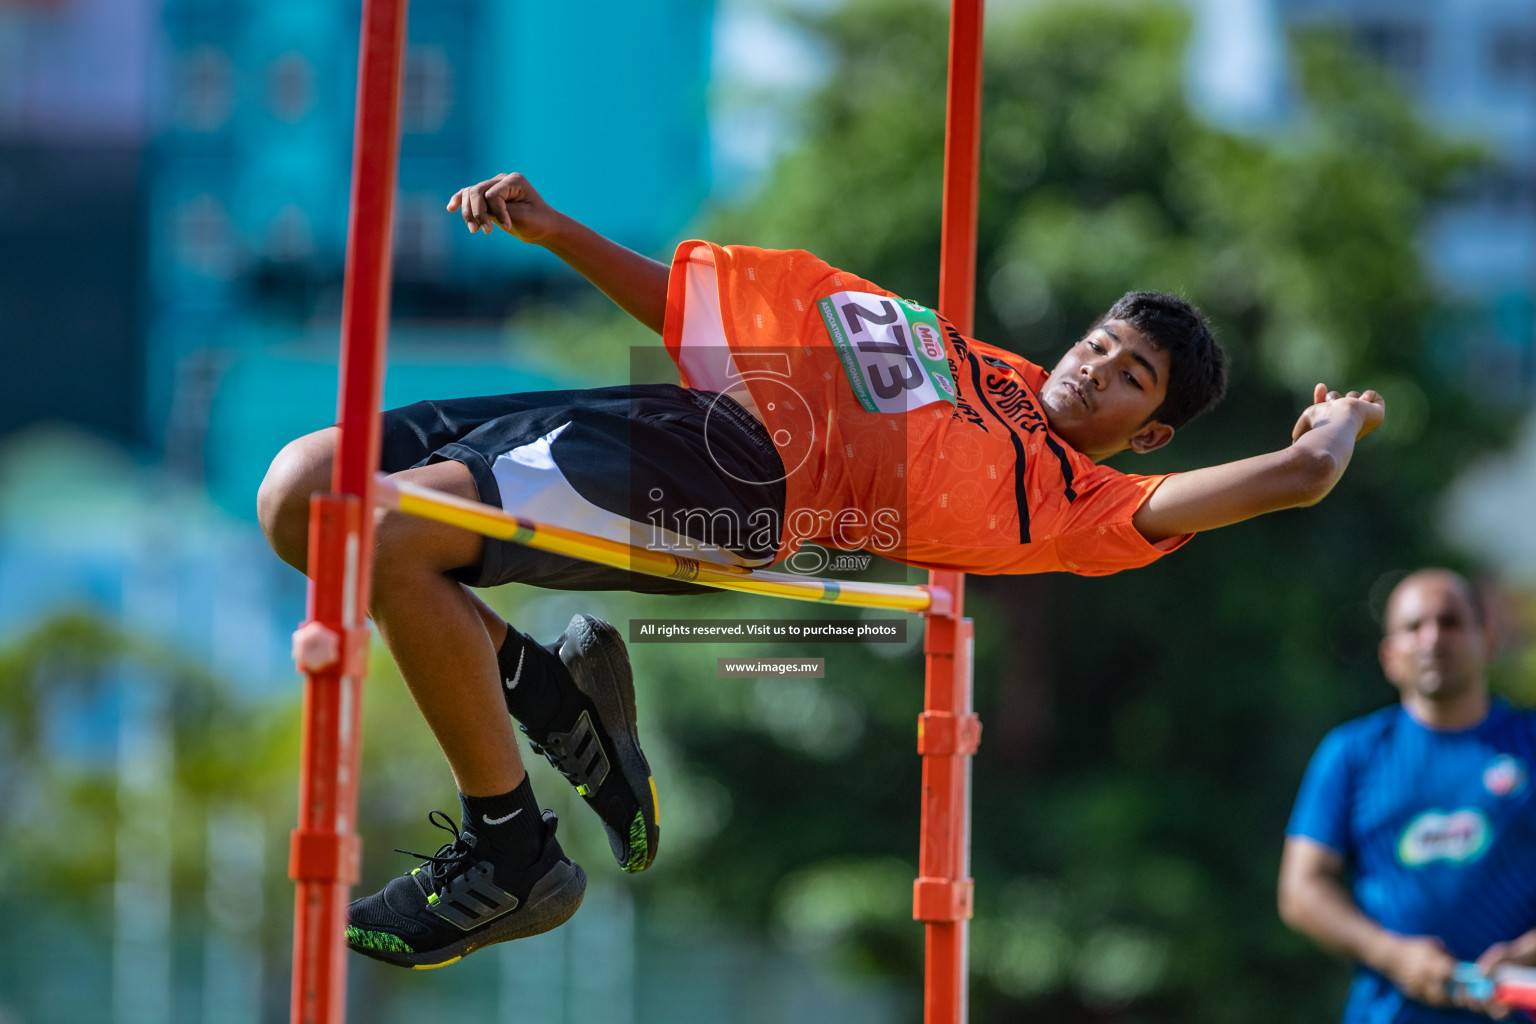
818,291,958,414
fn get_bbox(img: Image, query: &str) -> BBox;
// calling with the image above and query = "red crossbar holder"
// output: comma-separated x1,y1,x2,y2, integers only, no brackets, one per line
290,830,362,885
913,877,975,922
917,710,982,756
922,586,953,617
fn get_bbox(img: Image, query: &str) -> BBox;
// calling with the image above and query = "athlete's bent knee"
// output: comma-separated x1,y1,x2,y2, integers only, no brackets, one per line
258,428,338,566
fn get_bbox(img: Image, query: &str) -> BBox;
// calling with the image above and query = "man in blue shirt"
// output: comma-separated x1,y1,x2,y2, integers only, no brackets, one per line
1280,569,1536,1021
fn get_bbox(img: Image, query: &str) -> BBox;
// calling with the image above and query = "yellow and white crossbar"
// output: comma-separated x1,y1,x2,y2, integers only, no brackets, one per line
376,475,945,614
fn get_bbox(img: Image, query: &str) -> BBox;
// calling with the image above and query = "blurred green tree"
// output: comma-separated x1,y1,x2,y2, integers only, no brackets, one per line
0,609,306,1019
610,2,1518,1022
0,611,293,904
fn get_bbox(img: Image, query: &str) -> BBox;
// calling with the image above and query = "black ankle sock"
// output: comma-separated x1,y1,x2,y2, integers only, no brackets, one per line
497,626,577,731
460,778,545,871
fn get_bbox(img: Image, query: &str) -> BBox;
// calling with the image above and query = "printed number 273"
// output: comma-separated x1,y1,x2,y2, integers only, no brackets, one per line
843,298,923,399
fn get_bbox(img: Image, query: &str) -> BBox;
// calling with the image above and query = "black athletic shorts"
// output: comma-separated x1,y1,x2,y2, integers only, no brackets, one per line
380,383,787,594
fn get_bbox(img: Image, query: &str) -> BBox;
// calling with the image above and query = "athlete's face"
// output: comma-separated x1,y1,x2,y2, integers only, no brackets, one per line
1039,320,1173,461
1379,573,1490,704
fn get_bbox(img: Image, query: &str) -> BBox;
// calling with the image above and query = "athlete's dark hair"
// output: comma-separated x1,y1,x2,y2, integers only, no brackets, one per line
1097,291,1227,429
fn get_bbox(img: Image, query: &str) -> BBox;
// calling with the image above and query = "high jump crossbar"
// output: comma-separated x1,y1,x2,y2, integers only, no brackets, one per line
289,0,983,1022
375,475,945,613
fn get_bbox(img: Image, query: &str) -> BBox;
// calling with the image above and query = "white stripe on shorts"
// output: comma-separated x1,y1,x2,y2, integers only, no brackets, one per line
489,422,765,568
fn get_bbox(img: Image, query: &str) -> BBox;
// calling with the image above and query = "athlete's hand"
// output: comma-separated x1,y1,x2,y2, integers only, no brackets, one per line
447,172,562,244
1291,383,1386,443
1380,934,1458,1007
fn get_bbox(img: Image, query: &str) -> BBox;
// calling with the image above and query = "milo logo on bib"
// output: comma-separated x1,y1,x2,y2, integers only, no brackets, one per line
819,292,958,414
1397,809,1491,867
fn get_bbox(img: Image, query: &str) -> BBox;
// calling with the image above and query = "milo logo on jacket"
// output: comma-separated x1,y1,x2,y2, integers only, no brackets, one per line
1397,809,1491,867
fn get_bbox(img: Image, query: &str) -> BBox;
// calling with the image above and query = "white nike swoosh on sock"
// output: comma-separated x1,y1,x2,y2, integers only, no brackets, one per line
503,646,525,691
482,809,522,826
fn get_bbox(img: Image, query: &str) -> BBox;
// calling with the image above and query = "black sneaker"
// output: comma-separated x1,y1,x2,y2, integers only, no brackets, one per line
522,614,660,873
345,809,586,969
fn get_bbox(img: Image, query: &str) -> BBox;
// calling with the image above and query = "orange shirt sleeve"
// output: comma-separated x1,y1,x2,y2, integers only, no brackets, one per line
1049,466,1193,576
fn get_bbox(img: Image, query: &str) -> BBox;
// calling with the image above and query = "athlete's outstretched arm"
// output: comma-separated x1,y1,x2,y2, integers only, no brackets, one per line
448,173,670,334
1131,384,1385,543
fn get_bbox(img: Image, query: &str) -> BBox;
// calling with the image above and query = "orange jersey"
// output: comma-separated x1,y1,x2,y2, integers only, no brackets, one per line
663,241,1191,576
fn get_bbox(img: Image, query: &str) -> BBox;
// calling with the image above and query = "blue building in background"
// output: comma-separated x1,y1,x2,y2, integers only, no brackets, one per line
149,0,715,509
0,0,153,448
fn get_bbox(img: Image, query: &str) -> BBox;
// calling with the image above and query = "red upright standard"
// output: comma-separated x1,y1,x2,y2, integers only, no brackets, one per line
287,1,409,1021
914,1,984,1023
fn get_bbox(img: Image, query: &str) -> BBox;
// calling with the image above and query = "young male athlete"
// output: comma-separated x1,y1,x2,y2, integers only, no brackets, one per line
257,172,1386,969
1280,570,1536,1022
